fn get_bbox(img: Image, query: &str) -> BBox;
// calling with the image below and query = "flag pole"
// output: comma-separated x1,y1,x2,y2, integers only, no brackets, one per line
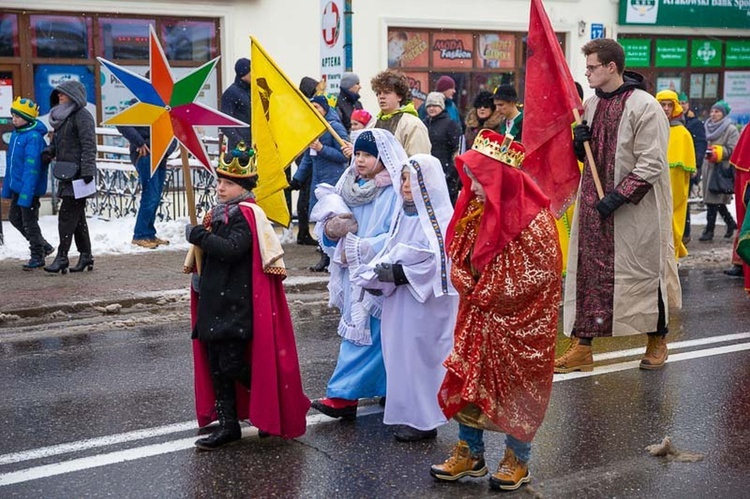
181,145,203,274
572,108,604,200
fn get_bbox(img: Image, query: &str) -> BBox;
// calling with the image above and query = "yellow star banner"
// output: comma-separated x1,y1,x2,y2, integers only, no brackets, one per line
251,37,329,227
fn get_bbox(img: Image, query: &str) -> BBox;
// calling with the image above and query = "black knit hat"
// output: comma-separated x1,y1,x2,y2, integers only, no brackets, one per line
493,84,518,102
473,91,495,110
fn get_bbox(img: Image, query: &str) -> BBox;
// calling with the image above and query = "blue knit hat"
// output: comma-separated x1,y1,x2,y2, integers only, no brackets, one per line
354,130,379,157
311,95,330,114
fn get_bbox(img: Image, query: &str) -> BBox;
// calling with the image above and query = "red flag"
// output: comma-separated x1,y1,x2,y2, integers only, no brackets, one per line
523,0,583,216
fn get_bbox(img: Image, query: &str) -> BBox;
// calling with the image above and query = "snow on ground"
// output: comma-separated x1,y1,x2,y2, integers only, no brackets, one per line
0,215,191,261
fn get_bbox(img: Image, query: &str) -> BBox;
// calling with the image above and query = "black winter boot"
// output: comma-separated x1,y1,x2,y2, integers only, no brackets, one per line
699,205,717,242
310,252,330,272
70,253,94,272
194,400,242,450
718,205,737,238
44,253,69,274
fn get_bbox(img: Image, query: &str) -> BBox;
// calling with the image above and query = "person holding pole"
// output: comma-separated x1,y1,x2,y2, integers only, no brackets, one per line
555,38,680,373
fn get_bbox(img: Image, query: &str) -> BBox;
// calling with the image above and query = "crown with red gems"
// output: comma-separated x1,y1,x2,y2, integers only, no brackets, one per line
471,129,525,168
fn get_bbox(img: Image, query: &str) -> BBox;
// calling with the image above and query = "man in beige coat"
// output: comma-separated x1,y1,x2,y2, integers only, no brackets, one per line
555,39,681,373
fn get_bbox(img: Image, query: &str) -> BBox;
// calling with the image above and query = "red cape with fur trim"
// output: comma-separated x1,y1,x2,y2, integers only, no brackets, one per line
190,202,310,438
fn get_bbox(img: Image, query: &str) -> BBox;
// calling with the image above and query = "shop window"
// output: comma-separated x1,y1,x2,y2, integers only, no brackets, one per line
30,15,92,59
0,14,19,58
99,18,154,60
161,20,216,62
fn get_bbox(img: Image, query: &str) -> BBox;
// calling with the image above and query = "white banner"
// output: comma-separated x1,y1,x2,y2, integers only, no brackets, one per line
320,0,346,95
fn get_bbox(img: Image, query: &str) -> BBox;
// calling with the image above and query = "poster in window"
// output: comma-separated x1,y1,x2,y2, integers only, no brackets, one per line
0,78,13,118
432,32,474,69
704,73,719,99
656,76,681,93
689,74,704,99
723,71,750,127
405,72,429,109
476,34,515,69
388,30,429,68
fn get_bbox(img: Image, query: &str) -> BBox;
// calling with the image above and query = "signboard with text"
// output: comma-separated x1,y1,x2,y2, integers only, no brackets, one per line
388,30,429,69
432,32,474,69
620,0,750,29
726,41,750,68
620,38,651,67
655,39,687,67
724,71,750,127
320,0,345,94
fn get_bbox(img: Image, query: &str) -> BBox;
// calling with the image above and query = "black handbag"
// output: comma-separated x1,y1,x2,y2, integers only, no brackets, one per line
52,160,79,181
708,164,735,194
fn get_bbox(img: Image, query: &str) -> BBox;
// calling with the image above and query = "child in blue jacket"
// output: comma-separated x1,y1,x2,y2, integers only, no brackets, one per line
1,97,53,269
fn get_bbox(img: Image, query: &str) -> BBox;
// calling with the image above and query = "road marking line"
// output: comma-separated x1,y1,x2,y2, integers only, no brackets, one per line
591,332,750,362
1,343,748,486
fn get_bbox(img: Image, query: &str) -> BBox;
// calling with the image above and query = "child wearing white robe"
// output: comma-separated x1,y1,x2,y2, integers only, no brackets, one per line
351,154,457,441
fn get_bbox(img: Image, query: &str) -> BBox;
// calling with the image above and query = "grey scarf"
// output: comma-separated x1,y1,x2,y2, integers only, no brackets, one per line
339,168,380,206
210,191,254,224
705,116,731,142
48,102,77,130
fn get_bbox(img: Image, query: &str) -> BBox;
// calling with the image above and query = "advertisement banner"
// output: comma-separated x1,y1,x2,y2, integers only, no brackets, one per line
724,71,750,127
405,72,429,109
726,40,750,68
34,64,96,119
388,30,429,69
0,78,12,118
689,73,704,99
432,32,473,69
620,0,750,29
620,38,651,67
476,34,515,69
691,40,723,68
655,39,687,68
320,0,345,94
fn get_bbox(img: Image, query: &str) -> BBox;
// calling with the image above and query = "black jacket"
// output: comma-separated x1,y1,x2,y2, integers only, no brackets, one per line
336,87,363,133
46,80,97,198
424,111,461,176
220,78,251,150
189,205,254,342
685,112,708,168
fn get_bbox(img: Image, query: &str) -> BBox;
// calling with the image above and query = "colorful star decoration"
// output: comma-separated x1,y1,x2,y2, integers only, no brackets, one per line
98,25,246,176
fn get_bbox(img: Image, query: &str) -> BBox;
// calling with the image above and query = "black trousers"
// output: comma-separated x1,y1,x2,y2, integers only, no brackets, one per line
205,339,251,400
8,193,48,258
57,196,91,255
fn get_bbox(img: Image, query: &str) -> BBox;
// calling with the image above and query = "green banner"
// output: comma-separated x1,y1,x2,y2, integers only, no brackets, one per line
620,38,651,67
655,39,688,67
691,40,723,68
726,40,750,68
620,0,750,29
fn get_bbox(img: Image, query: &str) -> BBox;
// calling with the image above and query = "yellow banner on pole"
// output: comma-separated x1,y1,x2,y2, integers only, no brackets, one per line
250,37,328,227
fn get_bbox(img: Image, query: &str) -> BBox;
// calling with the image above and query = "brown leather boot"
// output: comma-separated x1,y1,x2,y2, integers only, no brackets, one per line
489,448,531,491
554,337,594,373
640,335,668,370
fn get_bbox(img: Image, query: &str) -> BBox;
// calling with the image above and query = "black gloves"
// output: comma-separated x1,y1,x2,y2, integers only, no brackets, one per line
573,120,592,162
82,175,94,184
287,178,302,191
596,191,627,219
41,151,53,166
374,263,408,285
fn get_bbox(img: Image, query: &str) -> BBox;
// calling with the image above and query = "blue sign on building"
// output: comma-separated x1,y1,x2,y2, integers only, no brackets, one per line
591,23,605,40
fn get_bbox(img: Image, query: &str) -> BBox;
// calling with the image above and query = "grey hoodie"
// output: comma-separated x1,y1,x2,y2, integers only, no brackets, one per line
50,80,88,110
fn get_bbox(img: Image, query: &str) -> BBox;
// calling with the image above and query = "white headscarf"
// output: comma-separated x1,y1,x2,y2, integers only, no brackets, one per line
403,154,456,297
335,128,407,195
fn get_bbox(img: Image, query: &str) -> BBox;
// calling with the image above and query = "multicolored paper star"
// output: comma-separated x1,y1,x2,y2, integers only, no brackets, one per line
98,25,246,176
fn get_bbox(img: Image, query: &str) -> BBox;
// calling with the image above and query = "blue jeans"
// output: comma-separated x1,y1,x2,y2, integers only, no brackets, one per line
458,423,532,463
133,156,166,240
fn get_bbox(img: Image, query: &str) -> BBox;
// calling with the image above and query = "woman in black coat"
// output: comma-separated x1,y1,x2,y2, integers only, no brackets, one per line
423,92,462,204
44,80,97,274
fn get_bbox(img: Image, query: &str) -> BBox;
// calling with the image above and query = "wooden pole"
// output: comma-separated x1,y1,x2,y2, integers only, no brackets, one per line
181,145,203,274
573,108,604,200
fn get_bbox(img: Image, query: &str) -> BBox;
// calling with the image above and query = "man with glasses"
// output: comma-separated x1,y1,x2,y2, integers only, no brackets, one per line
555,38,680,373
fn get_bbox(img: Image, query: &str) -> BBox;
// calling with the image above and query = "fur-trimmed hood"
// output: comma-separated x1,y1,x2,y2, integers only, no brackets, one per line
465,108,503,131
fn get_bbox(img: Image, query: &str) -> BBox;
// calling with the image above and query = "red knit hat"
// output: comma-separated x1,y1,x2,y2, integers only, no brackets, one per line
351,108,372,127
435,75,455,92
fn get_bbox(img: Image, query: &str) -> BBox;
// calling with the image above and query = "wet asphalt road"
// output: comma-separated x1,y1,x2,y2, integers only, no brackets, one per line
1,267,749,498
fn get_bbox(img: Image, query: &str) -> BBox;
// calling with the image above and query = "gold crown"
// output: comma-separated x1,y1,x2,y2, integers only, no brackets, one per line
218,141,257,177
471,130,525,168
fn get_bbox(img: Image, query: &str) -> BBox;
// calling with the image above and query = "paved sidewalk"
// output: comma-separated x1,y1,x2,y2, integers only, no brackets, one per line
0,242,329,317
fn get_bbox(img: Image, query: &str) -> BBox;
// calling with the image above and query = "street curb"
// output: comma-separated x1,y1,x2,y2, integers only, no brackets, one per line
0,278,330,320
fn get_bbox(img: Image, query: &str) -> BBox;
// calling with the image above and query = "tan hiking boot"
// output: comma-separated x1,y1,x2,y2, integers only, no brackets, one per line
154,237,170,246
489,448,531,491
640,335,668,370
132,238,159,249
430,440,488,481
554,337,594,373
